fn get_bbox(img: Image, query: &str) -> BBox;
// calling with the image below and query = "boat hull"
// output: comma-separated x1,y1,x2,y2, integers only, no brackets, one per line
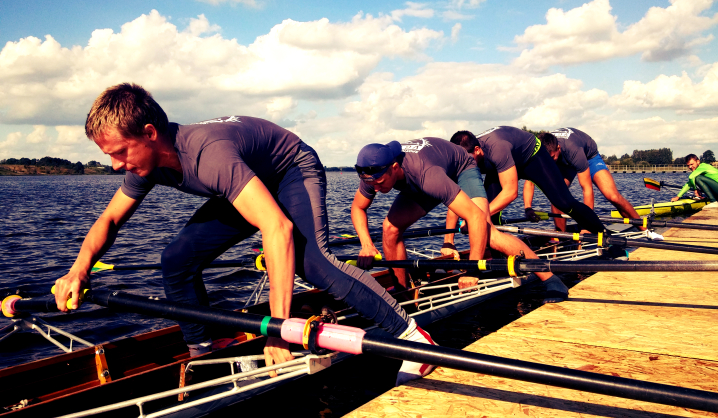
611,198,708,217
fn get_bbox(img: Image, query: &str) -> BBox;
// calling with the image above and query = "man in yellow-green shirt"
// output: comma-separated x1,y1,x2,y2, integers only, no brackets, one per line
672,153,718,208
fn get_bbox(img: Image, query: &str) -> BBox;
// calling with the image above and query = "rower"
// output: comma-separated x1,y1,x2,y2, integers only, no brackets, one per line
351,138,570,304
450,127,606,234
53,83,434,387
672,154,718,208
523,128,649,232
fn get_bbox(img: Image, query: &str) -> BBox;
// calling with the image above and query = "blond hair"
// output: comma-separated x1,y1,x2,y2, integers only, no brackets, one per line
85,83,168,140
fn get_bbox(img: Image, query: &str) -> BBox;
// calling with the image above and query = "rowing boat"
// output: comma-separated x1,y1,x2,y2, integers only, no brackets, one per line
610,198,708,218
0,233,633,417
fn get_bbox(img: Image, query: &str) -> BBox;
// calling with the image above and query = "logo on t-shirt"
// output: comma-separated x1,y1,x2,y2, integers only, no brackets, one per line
192,116,242,125
551,128,573,139
401,138,432,153
476,126,501,137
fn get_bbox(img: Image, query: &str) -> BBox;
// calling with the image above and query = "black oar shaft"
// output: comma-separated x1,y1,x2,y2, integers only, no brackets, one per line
497,226,718,255
9,291,718,412
370,259,718,273
541,212,718,232
362,336,718,412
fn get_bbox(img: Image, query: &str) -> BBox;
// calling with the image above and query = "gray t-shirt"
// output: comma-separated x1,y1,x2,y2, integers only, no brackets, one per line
551,127,599,173
476,126,537,173
359,137,477,207
121,116,301,202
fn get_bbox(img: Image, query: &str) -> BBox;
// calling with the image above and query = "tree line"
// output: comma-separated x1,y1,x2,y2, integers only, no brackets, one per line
0,157,125,174
520,127,715,166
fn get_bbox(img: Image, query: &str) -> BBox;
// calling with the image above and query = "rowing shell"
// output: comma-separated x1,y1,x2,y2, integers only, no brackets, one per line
611,198,708,218
1,249,545,417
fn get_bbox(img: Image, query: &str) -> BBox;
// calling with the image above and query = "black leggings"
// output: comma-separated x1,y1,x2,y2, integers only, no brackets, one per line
162,143,409,344
695,175,718,202
485,147,605,233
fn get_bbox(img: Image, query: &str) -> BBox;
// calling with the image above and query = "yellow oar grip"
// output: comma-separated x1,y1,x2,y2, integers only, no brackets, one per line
255,254,266,271
477,260,487,271
643,217,648,228
573,233,580,241
50,286,89,310
345,253,382,268
597,232,604,247
507,255,517,277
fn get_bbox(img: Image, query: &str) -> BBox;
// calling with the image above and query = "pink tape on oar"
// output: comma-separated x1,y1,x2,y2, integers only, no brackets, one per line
280,317,365,355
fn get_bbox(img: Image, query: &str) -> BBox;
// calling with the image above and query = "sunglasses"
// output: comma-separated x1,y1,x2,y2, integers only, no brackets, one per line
355,164,390,176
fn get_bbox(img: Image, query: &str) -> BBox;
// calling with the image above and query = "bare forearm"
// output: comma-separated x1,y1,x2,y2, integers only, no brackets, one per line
351,205,376,249
444,209,459,243
489,190,514,215
71,217,121,274
523,181,535,208
467,216,487,260
264,225,295,320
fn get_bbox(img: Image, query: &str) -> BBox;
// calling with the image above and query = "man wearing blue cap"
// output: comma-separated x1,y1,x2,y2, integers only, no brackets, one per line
351,138,569,304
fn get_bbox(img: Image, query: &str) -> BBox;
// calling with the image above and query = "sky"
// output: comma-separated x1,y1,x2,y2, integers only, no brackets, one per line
0,0,717,166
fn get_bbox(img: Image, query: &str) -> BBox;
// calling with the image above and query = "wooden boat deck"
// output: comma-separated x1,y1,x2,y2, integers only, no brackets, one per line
345,208,718,417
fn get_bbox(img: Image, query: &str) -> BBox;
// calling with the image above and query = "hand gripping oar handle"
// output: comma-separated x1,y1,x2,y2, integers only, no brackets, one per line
5,289,718,413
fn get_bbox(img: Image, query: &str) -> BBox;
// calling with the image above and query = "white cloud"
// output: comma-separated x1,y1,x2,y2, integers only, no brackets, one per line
0,10,443,126
441,10,474,21
448,0,485,9
611,62,718,112
451,23,462,43
56,125,87,144
0,132,22,149
195,0,259,7
26,125,51,143
511,0,718,70
391,2,435,21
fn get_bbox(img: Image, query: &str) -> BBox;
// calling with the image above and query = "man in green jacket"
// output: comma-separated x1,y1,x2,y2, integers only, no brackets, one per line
671,154,718,208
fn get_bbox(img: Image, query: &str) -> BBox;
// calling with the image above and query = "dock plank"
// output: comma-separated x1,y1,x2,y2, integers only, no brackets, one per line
346,335,718,417
345,208,718,417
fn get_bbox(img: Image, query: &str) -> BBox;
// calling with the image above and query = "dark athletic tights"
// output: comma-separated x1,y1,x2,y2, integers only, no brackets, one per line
484,147,605,234
161,143,409,344
695,175,718,202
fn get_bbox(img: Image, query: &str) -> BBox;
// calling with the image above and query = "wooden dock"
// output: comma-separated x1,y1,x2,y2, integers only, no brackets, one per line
346,208,718,417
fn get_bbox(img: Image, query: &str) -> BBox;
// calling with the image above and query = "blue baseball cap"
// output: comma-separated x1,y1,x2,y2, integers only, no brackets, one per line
355,141,403,180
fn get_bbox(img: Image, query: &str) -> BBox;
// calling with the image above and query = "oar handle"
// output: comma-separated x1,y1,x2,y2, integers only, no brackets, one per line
50,285,89,310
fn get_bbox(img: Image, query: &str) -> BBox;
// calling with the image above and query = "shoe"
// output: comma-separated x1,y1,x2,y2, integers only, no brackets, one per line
646,230,664,240
704,201,718,208
543,275,568,304
395,318,438,386
187,339,213,357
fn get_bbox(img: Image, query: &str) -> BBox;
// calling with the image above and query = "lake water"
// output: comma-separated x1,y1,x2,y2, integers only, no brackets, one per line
0,171,692,370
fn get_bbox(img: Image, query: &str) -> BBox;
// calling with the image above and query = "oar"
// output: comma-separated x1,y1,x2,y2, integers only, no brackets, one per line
644,177,684,191
95,253,377,273
4,290,717,413
329,225,458,246
535,212,718,232
91,259,255,273
495,225,718,255
367,258,718,274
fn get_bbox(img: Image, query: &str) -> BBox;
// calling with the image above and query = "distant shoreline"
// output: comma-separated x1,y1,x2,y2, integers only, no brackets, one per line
0,165,123,176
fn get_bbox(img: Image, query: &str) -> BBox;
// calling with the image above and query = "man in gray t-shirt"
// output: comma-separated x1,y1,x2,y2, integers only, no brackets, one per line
352,137,568,304
54,83,436,387
522,128,645,231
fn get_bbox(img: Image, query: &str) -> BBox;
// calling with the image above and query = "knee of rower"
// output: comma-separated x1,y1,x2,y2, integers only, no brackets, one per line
162,235,195,270
382,218,403,243
603,190,622,203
